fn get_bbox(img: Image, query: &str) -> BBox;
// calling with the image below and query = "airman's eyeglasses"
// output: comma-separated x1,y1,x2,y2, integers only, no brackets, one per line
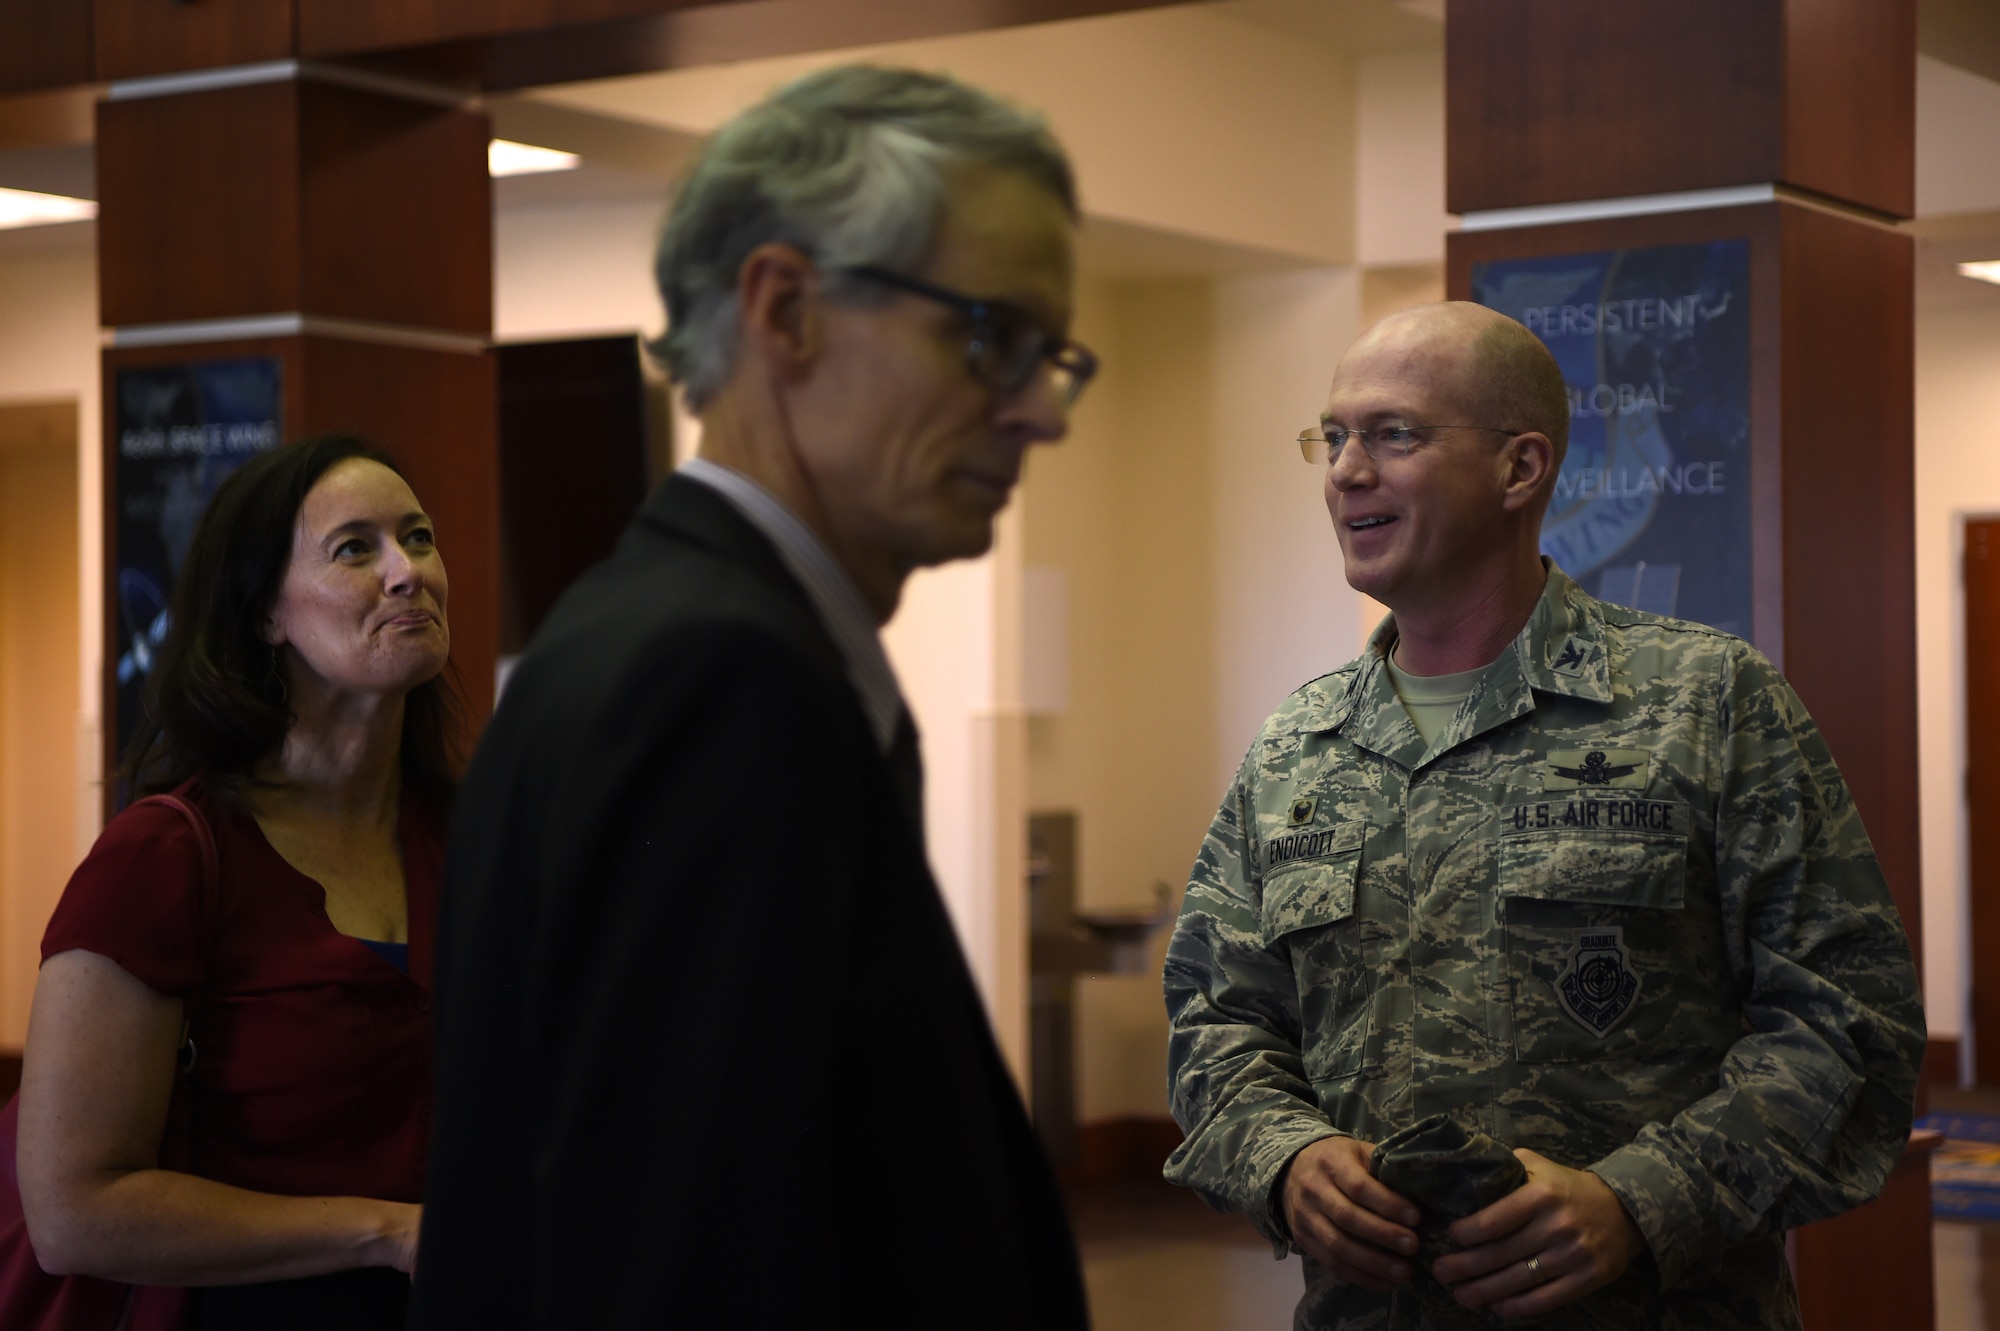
838,265,1099,409
1297,423,1517,465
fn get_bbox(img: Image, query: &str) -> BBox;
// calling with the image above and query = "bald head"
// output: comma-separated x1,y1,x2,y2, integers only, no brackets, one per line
1351,302,1570,466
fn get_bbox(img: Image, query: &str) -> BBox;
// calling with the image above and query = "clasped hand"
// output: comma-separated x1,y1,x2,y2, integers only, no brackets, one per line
1279,1137,1646,1317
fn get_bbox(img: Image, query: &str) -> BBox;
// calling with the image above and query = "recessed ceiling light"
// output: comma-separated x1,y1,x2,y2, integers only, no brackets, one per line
489,140,580,178
0,187,96,231
1959,260,2000,287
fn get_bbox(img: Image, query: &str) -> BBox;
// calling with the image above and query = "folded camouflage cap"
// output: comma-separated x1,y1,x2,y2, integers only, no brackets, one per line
1371,1114,1531,1326
1371,1113,1528,1220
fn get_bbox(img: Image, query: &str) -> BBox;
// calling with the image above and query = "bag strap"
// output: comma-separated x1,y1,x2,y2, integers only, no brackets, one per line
126,794,217,1101
134,795,218,906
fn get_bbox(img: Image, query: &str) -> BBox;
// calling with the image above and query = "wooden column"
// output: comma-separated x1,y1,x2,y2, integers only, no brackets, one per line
94,60,498,781
1444,3,1925,1327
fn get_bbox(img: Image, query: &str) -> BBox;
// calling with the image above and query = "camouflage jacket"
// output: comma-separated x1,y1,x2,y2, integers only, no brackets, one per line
1163,565,1924,1330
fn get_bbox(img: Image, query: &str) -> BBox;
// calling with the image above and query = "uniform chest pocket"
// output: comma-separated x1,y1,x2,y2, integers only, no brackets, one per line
1261,833,1371,1079
1499,813,1709,1064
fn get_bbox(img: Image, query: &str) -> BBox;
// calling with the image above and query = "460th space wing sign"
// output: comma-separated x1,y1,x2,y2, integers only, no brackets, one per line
1473,239,1752,637
111,357,282,798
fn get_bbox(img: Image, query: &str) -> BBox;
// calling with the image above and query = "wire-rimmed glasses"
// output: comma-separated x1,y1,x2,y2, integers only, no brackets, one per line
1297,423,1517,465
838,264,1099,408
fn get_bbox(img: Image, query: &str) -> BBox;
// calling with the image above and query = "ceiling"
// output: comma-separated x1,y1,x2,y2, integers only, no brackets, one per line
1911,210,2000,315
1921,0,2000,85
0,0,1995,299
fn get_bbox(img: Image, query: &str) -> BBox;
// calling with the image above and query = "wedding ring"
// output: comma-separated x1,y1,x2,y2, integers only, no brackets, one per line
1524,1255,1545,1283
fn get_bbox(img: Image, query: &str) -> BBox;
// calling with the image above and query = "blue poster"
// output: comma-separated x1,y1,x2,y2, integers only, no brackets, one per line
1472,239,1752,637
113,358,283,768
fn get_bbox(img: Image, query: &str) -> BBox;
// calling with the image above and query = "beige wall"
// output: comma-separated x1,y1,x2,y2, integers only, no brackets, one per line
495,197,666,343
0,236,99,866
1023,268,1364,1121
1023,278,1219,919
0,236,100,1047
1918,54,2000,216
0,406,80,1047
1356,45,1448,267
1915,298,2000,1047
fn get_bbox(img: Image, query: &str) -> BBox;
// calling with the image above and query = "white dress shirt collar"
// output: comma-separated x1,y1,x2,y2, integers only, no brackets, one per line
677,457,904,752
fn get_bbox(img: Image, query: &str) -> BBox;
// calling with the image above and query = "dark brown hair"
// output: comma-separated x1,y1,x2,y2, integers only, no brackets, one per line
121,434,464,806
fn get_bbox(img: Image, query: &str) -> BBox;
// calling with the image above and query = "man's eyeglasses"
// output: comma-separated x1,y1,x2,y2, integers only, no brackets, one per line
838,265,1099,408
1297,423,1517,465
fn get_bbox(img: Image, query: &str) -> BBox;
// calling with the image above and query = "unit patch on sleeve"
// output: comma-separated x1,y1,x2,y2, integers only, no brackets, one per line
1543,748,1649,790
1556,926,1641,1036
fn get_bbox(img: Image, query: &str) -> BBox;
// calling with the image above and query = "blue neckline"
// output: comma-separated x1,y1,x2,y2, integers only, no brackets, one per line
359,938,410,974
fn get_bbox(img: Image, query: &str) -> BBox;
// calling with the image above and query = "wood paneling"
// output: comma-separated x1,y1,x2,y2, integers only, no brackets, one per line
0,87,97,152
1446,200,1922,974
1924,1036,1961,1091
98,80,492,334
1785,0,1917,218
1793,1132,1940,1331
297,83,491,335
494,337,648,654
1058,1117,1186,1188
304,0,1180,91
0,0,91,96
97,83,304,328
301,0,704,53
300,338,500,725
1966,517,2000,1082
92,0,293,83
1445,0,1915,217
1445,0,1784,214
1775,206,1918,963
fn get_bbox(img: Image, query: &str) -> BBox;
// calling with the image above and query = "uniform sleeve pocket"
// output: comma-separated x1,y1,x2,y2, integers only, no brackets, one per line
1260,832,1362,943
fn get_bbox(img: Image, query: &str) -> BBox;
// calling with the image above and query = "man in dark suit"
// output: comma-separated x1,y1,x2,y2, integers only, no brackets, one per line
411,66,1098,1328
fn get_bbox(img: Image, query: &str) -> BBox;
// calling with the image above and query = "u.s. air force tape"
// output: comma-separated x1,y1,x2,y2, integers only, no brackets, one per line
1504,796,1681,835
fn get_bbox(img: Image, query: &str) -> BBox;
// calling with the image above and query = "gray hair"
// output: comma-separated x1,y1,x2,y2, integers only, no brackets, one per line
651,65,1077,409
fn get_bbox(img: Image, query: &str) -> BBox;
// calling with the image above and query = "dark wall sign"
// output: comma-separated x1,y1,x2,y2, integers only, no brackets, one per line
112,357,283,768
1472,238,1752,636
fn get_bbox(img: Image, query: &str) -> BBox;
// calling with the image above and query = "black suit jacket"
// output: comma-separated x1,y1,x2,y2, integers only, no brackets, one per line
412,477,1088,1329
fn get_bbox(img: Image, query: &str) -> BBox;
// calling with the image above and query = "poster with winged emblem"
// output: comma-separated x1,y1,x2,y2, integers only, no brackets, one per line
112,358,283,778
1471,239,1751,637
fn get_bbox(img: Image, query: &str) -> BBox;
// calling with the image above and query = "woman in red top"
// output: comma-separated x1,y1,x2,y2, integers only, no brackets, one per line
17,434,461,1329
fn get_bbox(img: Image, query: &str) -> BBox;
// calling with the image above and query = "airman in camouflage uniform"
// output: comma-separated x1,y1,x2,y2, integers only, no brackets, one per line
1162,303,1923,1329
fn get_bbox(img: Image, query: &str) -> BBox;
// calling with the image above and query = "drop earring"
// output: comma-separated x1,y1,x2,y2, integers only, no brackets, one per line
262,645,289,706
